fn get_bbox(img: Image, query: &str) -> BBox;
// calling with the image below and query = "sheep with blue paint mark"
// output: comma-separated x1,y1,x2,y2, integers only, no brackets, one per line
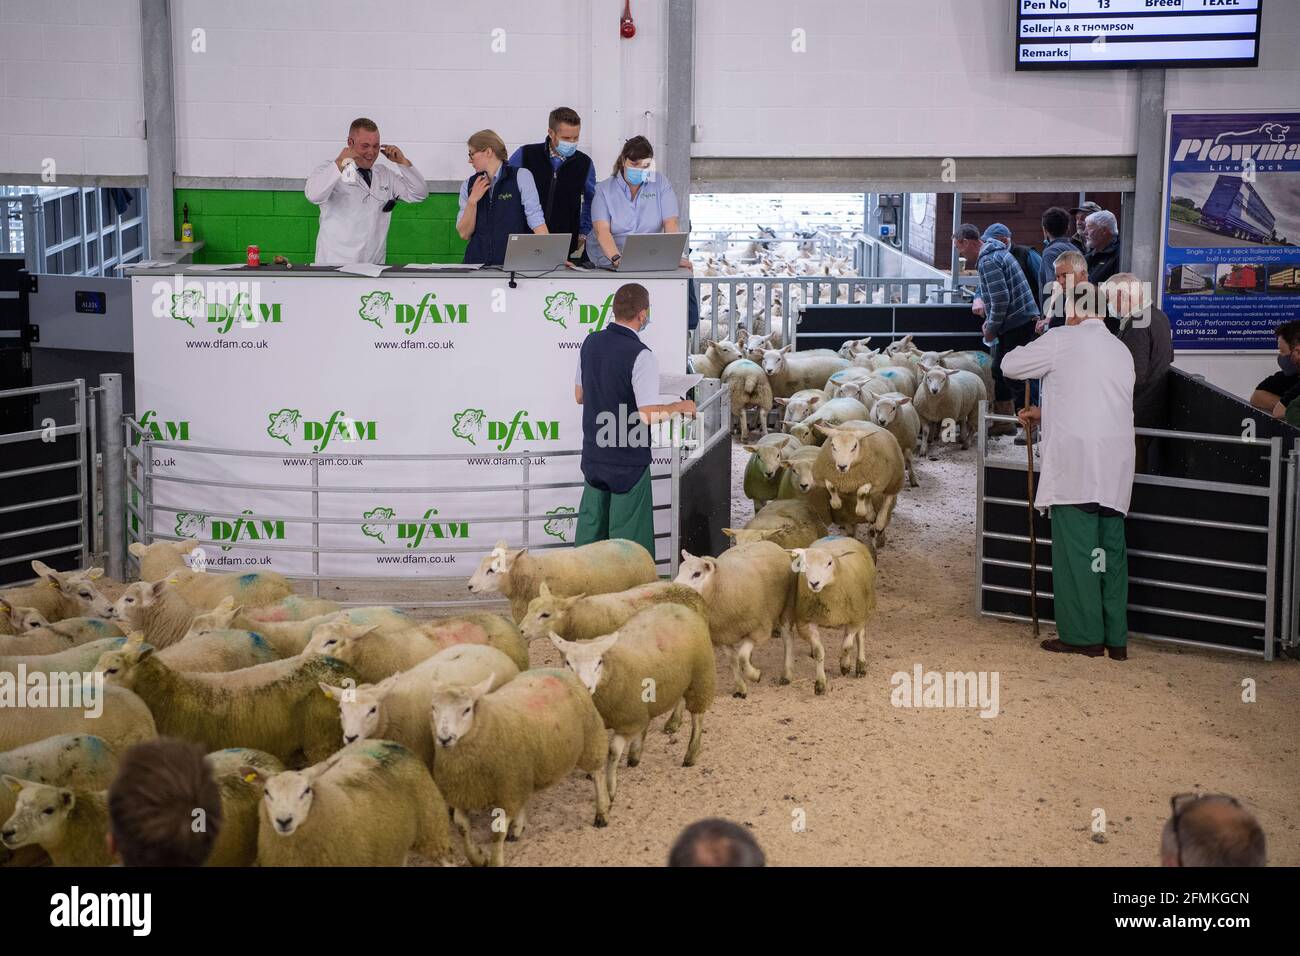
204,747,284,867
0,616,124,656
0,682,156,756
1,637,127,679
221,605,417,658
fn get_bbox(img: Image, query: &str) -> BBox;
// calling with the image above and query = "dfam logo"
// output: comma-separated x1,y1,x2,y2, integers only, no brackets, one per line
542,291,614,334
266,409,378,452
171,290,282,334
132,410,190,445
451,408,559,451
361,506,469,548
175,510,284,552
359,290,468,334
543,506,576,541
1174,122,1299,163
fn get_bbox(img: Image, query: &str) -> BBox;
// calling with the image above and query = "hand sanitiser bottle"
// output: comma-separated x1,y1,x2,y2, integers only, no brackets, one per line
180,202,194,243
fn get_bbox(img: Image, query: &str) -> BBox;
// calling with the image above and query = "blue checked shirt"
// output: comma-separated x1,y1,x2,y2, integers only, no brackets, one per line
978,240,1040,336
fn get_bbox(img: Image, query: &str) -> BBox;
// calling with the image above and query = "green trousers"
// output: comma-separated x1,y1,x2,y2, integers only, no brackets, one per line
575,467,656,560
1049,504,1129,648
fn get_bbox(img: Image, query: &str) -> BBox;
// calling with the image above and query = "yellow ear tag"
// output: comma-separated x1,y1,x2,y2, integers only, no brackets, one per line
243,773,257,783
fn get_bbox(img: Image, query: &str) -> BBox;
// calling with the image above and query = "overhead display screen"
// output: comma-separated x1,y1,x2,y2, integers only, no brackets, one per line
1015,0,1262,71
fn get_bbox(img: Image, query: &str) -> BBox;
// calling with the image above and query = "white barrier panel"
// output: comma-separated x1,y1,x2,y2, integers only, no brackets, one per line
129,268,688,576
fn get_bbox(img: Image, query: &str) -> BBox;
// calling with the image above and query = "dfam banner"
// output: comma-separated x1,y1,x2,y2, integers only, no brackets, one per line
1160,110,1300,350
129,270,688,576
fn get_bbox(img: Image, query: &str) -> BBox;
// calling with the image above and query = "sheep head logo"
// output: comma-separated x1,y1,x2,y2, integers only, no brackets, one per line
543,291,577,330
171,289,204,328
361,506,395,543
266,408,302,446
1214,122,1291,146
358,291,392,328
543,506,576,541
452,408,486,445
174,512,206,538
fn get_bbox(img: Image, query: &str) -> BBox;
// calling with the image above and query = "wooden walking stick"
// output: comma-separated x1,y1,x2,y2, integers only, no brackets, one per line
1024,382,1040,637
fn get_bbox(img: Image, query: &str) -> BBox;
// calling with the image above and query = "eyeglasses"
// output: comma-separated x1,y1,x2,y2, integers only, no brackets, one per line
1169,792,1241,867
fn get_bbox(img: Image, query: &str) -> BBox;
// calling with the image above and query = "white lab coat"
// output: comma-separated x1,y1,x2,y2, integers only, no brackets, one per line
1000,319,1136,515
305,159,429,265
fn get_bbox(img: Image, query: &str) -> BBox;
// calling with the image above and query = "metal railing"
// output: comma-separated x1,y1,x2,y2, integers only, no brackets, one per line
975,404,1290,660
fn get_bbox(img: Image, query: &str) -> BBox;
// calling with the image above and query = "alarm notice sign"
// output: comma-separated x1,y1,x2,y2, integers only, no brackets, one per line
1015,0,1262,72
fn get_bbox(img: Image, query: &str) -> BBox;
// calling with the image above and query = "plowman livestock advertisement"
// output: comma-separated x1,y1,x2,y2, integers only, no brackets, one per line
129,270,688,576
1160,110,1300,350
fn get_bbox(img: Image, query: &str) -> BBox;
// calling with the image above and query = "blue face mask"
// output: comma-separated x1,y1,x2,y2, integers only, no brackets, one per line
554,139,578,158
1280,354,1297,375
641,309,651,331
624,166,649,186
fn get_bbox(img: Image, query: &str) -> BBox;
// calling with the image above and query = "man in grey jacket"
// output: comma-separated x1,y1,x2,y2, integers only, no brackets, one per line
1103,273,1173,472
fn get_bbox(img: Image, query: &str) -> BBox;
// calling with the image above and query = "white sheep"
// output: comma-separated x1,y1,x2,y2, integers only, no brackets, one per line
204,747,284,867
549,603,714,799
428,668,610,866
0,616,124,656
912,365,987,453
0,682,156,755
1,637,127,679
789,536,878,695
761,345,850,399
0,597,48,635
322,644,520,763
849,348,895,372
0,561,115,623
870,393,922,488
235,595,343,625
813,421,905,547
675,543,795,697
128,539,199,581
154,567,293,614
772,388,825,432
743,432,801,512
936,348,995,399
221,605,417,658
467,538,657,624
723,498,829,550
688,338,744,378
721,358,773,441
788,397,870,446
0,734,118,867
154,628,281,672
94,641,355,766
837,336,874,359
518,580,705,646
820,366,879,403
868,364,918,396
0,776,112,866
244,740,452,866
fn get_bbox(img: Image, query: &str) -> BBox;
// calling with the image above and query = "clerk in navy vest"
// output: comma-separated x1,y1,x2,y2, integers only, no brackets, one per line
573,283,695,560
457,130,544,267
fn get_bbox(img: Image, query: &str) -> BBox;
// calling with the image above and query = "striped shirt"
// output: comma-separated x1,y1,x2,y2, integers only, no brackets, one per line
978,240,1040,336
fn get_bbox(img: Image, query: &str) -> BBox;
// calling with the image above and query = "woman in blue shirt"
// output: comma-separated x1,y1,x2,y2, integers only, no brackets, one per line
588,136,689,272
456,129,549,266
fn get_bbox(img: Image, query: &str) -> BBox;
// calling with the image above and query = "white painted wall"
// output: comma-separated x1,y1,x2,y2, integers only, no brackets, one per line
1174,353,1277,402
0,0,145,177
693,0,1300,158
168,0,664,182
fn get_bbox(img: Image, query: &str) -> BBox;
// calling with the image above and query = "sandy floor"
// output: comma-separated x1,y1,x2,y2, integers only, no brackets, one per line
303,433,1299,866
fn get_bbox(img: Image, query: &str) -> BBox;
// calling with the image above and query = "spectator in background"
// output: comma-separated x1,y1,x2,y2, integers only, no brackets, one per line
956,223,1041,434
1044,249,1089,331
1069,200,1103,251
1038,207,1077,330
1160,793,1266,867
1084,210,1122,284
1252,320,1300,415
1103,273,1173,473
668,818,766,866
1002,226,1044,312
107,738,223,866
509,106,596,263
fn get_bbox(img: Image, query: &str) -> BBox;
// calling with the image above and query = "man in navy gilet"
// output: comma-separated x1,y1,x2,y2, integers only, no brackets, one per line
509,107,595,263
456,129,548,266
574,283,695,559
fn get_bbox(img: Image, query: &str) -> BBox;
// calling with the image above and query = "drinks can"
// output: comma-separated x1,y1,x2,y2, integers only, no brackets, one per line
247,244,260,267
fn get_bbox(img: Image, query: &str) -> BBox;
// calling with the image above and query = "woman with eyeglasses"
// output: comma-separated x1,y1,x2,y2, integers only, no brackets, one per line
457,130,550,267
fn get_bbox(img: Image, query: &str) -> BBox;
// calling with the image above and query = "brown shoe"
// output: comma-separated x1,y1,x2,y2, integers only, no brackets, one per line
1039,638,1104,657
989,401,1017,436
1107,646,1128,661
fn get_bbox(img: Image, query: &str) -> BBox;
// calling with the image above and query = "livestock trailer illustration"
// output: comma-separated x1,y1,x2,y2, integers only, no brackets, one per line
1200,175,1276,244
1166,264,1212,294
1218,264,1263,292
1269,266,1300,292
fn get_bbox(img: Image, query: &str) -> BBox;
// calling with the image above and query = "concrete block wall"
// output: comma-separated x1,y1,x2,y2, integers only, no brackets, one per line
0,0,145,176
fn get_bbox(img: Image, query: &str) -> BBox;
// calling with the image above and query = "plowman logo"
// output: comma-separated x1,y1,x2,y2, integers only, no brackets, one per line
543,291,614,333
543,506,576,541
359,290,467,334
171,290,282,333
175,510,285,552
452,408,559,451
266,409,378,452
361,506,469,548
132,410,190,444
1173,122,1298,163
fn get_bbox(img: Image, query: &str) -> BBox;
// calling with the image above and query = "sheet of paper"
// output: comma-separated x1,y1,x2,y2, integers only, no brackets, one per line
659,373,702,399
401,262,483,270
334,263,388,277
187,263,248,271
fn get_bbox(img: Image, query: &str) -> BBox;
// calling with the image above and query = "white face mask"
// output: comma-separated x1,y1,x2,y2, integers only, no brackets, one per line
640,309,651,332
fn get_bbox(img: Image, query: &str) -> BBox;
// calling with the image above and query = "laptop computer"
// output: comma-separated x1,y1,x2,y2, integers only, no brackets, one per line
614,232,689,271
502,233,572,271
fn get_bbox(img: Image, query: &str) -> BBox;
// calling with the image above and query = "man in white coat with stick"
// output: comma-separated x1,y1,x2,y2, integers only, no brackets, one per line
1001,281,1136,660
